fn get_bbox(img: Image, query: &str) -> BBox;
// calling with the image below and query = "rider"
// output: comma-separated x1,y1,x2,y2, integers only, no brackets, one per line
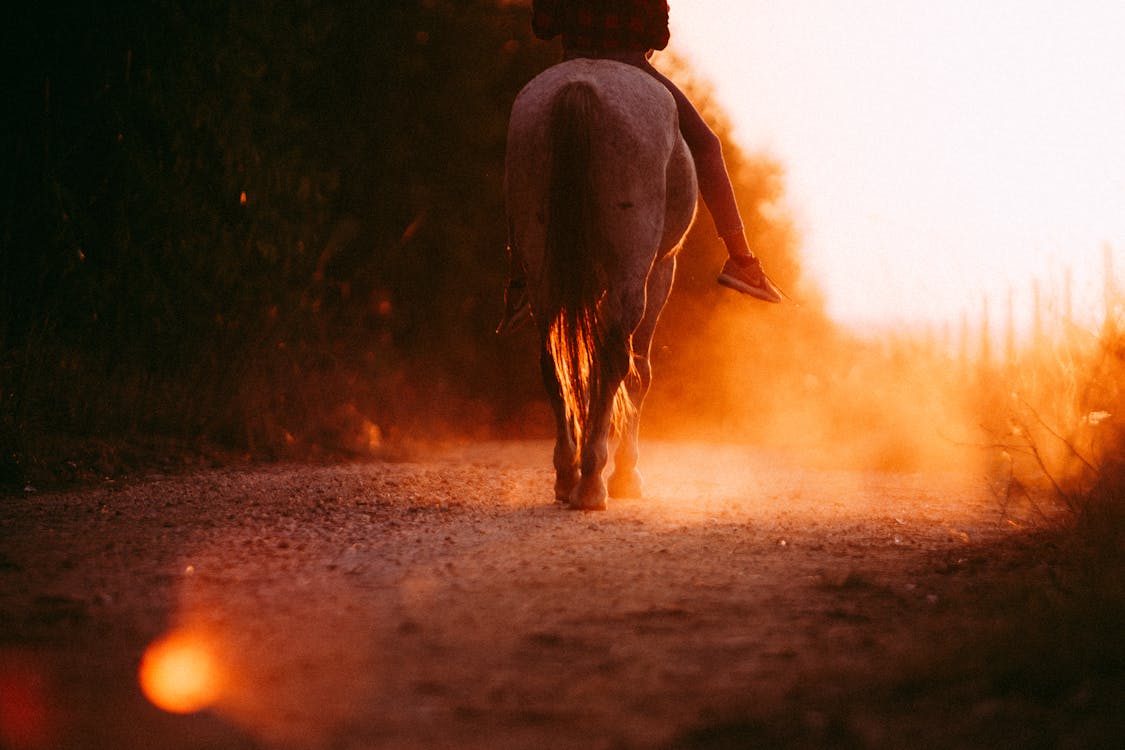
497,0,782,334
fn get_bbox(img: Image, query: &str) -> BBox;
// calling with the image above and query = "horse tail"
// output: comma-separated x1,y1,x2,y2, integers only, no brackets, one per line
543,81,633,452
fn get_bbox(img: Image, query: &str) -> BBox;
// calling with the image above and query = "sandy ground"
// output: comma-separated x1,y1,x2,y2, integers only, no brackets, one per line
0,440,1107,749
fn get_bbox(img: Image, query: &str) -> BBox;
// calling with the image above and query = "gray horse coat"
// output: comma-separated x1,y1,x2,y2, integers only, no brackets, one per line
506,59,698,510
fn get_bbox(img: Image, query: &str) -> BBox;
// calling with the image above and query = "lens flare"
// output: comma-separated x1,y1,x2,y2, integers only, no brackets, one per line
0,651,53,750
139,630,220,714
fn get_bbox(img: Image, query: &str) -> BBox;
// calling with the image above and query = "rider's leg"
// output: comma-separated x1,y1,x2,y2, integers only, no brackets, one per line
638,61,781,303
638,62,743,242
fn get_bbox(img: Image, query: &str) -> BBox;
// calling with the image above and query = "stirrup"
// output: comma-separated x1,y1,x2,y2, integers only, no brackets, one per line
495,279,531,334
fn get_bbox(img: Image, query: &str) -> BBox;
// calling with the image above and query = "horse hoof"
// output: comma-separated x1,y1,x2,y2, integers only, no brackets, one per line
554,474,579,504
569,483,608,511
569,496,607,511
607,469,643,499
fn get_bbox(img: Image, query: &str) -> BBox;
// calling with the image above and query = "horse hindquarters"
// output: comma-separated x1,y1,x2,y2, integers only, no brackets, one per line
508,60,696,510
537,80,636,510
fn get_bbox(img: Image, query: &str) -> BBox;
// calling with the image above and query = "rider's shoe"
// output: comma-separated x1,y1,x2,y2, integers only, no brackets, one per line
495,278,531,334
717,254,782,303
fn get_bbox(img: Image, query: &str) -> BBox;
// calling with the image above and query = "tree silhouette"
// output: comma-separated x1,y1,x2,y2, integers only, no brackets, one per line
0,0,816,485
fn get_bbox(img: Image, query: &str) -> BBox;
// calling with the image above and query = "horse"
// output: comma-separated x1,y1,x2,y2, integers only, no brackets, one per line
505,59,698,510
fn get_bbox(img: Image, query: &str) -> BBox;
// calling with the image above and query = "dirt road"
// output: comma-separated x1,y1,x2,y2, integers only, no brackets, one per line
0,440,1096,749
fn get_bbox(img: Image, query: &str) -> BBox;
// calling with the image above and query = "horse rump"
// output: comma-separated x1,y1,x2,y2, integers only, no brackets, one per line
542,81,634,451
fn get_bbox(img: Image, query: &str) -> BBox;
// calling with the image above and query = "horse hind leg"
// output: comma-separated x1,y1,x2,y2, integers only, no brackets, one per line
607,342,648,500
608,254,675,499
571,314,636,510
606,360,645,500
540,343,578,503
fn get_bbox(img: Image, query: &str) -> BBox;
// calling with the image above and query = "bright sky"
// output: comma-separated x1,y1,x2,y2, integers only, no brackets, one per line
668,0,1125,335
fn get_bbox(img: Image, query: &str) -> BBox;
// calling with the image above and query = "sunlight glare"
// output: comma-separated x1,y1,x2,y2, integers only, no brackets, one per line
669,0,1125,334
